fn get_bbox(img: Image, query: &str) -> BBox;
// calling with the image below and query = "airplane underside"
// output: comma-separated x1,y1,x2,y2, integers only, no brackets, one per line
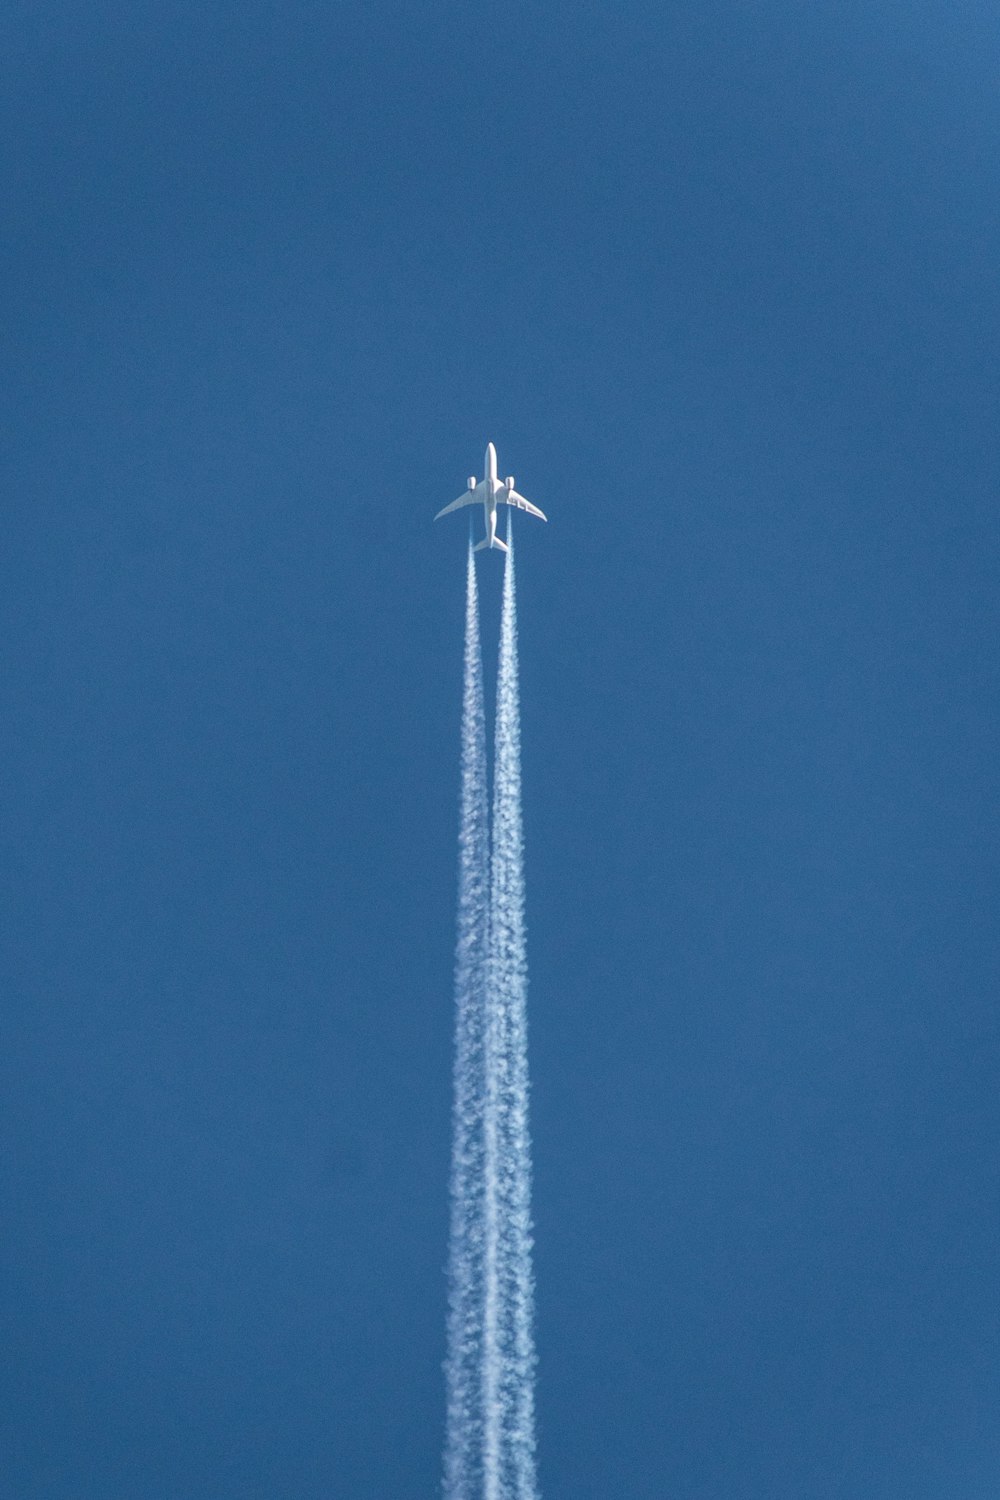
434,444,546,552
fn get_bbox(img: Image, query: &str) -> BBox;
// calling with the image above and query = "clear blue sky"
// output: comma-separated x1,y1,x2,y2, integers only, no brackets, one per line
2,3,998,1496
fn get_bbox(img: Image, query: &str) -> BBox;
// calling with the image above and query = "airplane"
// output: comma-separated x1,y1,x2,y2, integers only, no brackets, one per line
434,442,547,552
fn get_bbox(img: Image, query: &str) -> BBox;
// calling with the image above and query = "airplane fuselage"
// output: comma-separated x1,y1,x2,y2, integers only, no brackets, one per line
476,441,503,548
464,441,509,549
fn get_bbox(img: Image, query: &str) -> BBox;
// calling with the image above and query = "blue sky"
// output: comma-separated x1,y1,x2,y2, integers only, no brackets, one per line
2,3,998,1496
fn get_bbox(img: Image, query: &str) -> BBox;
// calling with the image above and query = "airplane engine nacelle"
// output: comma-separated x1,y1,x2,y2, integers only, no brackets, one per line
505,476,515,490
467,477,476,491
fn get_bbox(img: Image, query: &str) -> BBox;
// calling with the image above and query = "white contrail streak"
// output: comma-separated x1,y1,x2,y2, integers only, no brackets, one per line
488,519,539,1500
444,542,490,1500
444,522,539,1500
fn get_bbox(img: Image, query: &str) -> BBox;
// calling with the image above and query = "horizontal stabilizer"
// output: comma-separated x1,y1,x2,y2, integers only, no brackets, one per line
474,537,508,553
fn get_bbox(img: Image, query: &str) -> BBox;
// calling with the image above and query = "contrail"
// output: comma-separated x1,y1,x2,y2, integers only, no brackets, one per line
444,522,539,1500
487,518,539,1500
444,542,490,1500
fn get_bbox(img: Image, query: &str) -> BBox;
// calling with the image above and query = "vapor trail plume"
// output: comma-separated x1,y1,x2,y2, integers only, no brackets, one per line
487,518,539,1500
444,542,490,1500
443,523,540,1500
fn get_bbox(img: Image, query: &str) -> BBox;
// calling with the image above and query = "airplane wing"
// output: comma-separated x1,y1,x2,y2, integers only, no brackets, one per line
502,489,547,522
434,491,479,521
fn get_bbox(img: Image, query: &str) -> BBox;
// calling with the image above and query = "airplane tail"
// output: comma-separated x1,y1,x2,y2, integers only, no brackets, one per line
474,537,508,554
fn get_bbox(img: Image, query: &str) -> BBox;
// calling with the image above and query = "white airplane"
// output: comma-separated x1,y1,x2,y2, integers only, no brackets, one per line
434,442,547,552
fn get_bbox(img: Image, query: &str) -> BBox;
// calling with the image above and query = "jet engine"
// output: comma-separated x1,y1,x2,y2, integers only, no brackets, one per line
467,477,476,491
505,476,515,490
